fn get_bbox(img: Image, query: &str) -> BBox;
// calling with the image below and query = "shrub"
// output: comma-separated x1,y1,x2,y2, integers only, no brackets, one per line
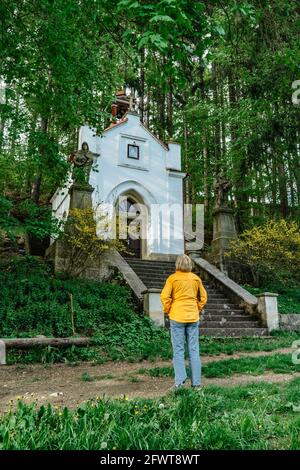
225,219,300,286
60,207,125,277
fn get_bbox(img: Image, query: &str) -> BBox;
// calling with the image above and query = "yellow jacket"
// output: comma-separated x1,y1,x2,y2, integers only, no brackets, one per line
160,271,207,323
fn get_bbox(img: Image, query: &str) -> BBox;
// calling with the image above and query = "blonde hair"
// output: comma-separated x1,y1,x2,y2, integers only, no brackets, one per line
175,254,193,272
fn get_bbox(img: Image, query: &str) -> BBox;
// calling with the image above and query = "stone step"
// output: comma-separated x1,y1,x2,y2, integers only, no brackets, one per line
127,263,175,269
203,309,245,315
132,272,174,279
206,302,239,309
134,276,212,286
203,293,227,299
200,321,261,329
124,260,175,268
201,314,255,322
125,259,176,271
204,298,236,305
200,328,269,337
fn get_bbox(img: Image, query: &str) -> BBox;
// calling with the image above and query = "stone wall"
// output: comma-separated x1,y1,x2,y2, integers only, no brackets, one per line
280,314,300,332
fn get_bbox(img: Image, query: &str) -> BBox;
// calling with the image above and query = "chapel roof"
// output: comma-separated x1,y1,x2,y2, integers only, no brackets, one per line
103,112,169,151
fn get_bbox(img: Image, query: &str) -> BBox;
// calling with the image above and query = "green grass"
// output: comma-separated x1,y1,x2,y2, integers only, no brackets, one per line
81,372,93,382
142,353,300,379
0,256,171,363
6,331,299,365
1,379,300,449
199,331,299,356
242,283,300,314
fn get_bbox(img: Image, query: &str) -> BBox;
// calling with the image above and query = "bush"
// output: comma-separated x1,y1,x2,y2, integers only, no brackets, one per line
60,207,125,277
225,219,300,286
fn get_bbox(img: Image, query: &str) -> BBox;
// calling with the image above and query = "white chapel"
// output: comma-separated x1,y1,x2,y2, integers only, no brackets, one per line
51,92,186,260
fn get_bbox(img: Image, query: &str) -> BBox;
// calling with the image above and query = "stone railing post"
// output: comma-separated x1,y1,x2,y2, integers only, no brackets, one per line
143,289,164,327
0,340,6,365
257,292,279,332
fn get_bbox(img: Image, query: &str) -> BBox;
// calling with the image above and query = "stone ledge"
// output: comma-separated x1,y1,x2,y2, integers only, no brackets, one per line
142,288,161,294
280,314,300,331
110,250,147,301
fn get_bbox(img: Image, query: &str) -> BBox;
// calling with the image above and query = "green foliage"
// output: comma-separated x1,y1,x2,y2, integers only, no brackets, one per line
6,331,299,366
0,196,62,243
1,380,300,449
61,207,125,277
143,353,300,379
0,256,135,337
81,372,93,382
226,219,300,285
199,332,299,356
0,256,170,362
243,284,300,314
0,196,19,239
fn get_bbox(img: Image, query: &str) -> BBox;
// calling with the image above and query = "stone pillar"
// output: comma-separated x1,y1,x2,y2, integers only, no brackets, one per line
257,292,279,332
143,289,165,327
212,206,237,272
46,183,94,274
212,206,237,253
69,183,93,210
0,340,6,365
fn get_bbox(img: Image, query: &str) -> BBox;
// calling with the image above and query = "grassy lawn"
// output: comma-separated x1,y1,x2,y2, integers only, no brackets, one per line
199,332,299,356
139,353,300,379
6,332,299,365
1,379,300,450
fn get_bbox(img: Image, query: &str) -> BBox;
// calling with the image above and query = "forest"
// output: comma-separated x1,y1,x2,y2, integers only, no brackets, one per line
1,0,299,248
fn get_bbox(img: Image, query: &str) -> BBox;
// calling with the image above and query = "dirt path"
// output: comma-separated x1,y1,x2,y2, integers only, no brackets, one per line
0,347,296,412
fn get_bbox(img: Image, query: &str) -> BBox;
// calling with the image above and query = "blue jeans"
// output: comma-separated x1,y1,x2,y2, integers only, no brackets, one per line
170,319,201,387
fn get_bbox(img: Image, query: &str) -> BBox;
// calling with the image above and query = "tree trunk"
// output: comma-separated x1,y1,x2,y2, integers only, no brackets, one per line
30,116,48,204
278,160,289,218
2,337,90,349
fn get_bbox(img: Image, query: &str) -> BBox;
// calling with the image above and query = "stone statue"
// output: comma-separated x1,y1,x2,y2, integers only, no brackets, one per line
68,142,99,185
213,173,232,209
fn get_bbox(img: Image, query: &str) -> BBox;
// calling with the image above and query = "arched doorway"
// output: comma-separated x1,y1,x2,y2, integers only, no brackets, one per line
117,195,145,258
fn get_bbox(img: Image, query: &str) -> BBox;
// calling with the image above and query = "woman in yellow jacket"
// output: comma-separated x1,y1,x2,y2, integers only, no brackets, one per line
160,254,207,389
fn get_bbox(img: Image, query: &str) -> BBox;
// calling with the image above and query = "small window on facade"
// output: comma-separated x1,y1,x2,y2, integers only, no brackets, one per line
127,143,139,160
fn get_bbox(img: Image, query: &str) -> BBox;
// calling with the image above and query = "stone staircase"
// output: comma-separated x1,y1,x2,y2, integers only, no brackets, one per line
124,258,268,337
